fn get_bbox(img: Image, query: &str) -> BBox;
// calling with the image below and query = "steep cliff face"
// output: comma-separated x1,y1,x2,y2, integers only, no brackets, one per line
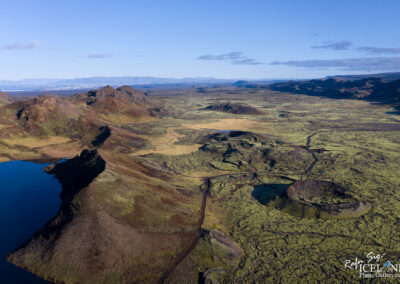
45,149,106,201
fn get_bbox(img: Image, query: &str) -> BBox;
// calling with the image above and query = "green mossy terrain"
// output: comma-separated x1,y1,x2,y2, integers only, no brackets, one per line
140,87,400,283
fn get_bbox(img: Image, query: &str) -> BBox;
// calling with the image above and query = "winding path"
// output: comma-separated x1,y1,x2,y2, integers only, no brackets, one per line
301,131,320,175
157,178,211,284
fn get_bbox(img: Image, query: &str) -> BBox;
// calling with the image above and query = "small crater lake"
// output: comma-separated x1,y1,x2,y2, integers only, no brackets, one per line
0,160,62,283
202,128,232,133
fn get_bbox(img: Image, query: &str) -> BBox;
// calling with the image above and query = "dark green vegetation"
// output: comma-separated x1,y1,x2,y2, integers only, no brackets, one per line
0,82,399,283
204,102,265,115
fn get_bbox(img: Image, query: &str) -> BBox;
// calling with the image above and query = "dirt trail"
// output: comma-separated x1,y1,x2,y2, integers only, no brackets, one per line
301,131,320,175
157,178,210,284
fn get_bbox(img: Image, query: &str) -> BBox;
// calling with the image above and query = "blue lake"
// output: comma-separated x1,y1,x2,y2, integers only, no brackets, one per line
0,160,62,284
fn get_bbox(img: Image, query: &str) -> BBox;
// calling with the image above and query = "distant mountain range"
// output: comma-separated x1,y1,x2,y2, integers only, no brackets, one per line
3,72,400,94
0,76,238,91
326,72,400,81
0,76,295,92
228,72,400,110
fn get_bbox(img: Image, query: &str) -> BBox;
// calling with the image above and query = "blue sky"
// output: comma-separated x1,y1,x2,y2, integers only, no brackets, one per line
1,0,400,80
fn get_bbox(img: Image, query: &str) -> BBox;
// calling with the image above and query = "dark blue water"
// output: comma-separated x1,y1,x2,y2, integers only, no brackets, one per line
0,161,62,284
203,128,232,133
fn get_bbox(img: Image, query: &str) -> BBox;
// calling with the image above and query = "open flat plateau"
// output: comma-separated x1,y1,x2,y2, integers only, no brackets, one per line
0,85,400,283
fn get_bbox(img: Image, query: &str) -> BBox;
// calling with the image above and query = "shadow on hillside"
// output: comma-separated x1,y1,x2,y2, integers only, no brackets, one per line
386,110,400,115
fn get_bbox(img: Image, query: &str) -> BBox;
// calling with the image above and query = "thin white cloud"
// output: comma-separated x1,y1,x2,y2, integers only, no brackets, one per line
197,51,262,65
312,40,400,55
1,41,40,50
86,53,112,59
312,41,352,50
270,57,400,71
356,46,400,55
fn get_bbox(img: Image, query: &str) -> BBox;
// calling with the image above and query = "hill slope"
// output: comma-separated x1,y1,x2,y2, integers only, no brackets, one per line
73,85,150,111
327,72,400,81
2,85,159,137
0,91,13,105
269,78,400,107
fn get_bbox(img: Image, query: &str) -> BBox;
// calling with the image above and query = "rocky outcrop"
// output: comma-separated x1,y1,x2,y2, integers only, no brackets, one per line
44,149,106,201
201,229,243,260
199,267,226,284
91,125,111,147
204,102,265,115
196,230,243,284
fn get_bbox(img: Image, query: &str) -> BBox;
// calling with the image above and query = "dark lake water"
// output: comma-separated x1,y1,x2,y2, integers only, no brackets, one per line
202,128,232,133
0,160,62,284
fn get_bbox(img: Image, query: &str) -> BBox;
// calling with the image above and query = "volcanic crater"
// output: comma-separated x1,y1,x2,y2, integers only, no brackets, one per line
255,179,371,219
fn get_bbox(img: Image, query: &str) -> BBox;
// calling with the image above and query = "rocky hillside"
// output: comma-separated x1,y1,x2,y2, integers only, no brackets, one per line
72,85,153,115
9,96,82,136
3,86,161,138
